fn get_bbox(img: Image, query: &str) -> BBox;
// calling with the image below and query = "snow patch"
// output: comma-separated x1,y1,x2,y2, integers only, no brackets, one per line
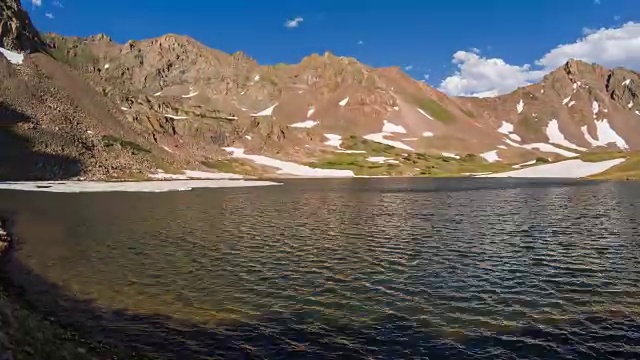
568,101,576,107
562,96,571,105
497,121,514,135
154,91,162,96
592,101,599,117
580,126,604,147
382,120,407,133
223,147,354,177
251,104,278,117
628,100,633,109
335,150,367,154
289,120,319,128
541,89,545,94
441,153,460,159
622,79,631,86
0,47,24,64
367,157,395,164
512,160,537,168
161,146,174,153
245,135,252,140
422,132,434,137
0,180,279,193
324,134,342,148
573,83,577,90
497,145,507,149
363,133,414,151
120,107,129,111
393,106,400,111
480,150,501,163
163,114,189,119
182,90,199,98
104,64,110,69
508,133,522,141
307,106,315,117
516,99,524,114
504,138,579,157
480,158,626,178
636,110,640,116
545,119,586,151
254,75,260,81
339,97,349,106
402,138,418,141
150,169,244,180
595,119,629,150
417,108,434,120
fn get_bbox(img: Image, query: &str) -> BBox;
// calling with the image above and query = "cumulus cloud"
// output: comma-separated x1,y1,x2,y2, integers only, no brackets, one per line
404,65,413,71
52,0,63,7
32,0,42,7
440,22,640,97
45,12,54,19
284,17,304,29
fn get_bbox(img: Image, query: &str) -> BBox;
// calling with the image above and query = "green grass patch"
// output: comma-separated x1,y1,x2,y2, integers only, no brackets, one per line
200,158,266,176
587,152,640,180
309,151,512,177
340,136,400,154
414,97,454,123
579,151,627,162
101,135,150,154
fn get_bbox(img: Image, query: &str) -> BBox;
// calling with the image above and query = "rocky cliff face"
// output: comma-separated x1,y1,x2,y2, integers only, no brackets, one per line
0,0,41,52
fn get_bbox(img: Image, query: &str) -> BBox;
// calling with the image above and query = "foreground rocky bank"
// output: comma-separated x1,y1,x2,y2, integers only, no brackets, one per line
0,220,152,359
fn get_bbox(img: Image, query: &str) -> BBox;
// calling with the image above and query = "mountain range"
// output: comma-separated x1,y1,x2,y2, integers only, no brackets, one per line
1,0,639,180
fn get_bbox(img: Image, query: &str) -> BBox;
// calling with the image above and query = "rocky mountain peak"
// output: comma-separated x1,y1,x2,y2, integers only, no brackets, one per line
0,0,42,52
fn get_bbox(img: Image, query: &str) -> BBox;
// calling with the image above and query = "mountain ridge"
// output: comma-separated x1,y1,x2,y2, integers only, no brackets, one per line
2,0,640,179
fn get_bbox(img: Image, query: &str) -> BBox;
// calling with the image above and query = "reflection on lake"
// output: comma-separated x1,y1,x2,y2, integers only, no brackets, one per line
2,178,640,359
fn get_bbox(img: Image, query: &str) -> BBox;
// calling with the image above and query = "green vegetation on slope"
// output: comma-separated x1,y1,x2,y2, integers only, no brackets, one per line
414,97,454,123
42,35,97,68
587,151,640,180
102,135,150,154
310,150,512,177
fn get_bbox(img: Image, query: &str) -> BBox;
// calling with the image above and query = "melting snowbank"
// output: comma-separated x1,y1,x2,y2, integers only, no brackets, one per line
0,180,279,193
363,133,414,151
223,147,354,177
251,104,278,117
480,158,626,178
0,47,24,64
289,120,319,128
149,170,244,180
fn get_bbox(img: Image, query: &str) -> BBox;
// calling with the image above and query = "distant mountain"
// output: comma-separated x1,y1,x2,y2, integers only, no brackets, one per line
1,0,639,179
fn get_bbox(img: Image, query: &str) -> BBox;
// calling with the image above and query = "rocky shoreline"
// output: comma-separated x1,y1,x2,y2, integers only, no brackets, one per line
0,219,151,359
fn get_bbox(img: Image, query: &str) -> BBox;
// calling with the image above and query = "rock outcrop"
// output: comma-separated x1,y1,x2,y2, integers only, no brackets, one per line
0,0,41,52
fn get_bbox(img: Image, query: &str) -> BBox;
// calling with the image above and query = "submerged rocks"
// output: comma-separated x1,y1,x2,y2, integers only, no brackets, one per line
0,221,9,254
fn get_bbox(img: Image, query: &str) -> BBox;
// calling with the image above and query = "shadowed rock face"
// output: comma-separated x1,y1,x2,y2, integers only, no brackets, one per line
0,0,41,52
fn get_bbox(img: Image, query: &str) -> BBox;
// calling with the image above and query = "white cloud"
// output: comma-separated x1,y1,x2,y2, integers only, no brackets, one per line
45,12,54,19
594,0,601,4
423,73,430,80
52,0,63,7
357,40,364,45
284,17,304,29
32,0,42,6
440,22,640,97
439,51,544,97
404,65,413,71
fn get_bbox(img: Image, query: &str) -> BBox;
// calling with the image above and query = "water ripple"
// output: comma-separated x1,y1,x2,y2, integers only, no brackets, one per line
2,178,640,359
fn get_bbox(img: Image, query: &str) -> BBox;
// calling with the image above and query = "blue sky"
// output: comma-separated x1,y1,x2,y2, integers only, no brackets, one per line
25,0,640,96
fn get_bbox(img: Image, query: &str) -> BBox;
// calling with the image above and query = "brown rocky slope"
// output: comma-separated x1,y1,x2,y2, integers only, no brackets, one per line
2,0,640,178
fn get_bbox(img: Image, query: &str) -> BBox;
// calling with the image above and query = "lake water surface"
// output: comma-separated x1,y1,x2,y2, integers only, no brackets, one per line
2,178,640,359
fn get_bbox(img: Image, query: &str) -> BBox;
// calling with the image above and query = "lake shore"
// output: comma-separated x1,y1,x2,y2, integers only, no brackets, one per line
0,219,149,360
